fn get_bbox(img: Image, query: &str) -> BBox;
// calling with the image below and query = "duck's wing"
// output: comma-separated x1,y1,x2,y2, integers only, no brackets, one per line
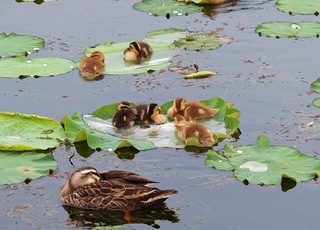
99,170,157,185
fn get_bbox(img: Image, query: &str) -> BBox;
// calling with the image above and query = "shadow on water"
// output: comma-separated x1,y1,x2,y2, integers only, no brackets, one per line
62,204,179,229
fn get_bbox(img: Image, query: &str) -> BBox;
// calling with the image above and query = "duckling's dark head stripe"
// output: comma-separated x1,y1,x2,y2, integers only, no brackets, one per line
148,103,158,116
119,101,132,110
130,42,141,52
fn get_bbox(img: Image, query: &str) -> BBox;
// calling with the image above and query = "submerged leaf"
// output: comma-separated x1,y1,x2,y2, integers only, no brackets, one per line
0,112,66,151
276,0,320,15
0,33,44,57
206,135,320,185
0,56,75,78
0,151,57,185
184,71,216,79
256,21,320,38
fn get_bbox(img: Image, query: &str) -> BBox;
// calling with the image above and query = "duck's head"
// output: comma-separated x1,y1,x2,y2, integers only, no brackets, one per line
90,51,105,63
118,101,132,111
123,42,142,61
67,167,101,191
147,103,166,124
173,97,186,112
173,115,187,128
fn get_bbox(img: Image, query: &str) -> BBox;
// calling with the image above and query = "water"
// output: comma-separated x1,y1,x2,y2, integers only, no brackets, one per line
1,0,320,229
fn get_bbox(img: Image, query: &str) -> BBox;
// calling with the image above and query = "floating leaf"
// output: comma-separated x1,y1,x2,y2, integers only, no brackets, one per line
133,0,201,17
0,33,44,57
256,21,320,38
0,151,57,185
179,0,230,4
311,77,320,93
206,135,320,185
312,98,320,107
173,32,229,51
184,71,216,79
275,0,320,15
0,56,75,78
83,41,176,75
145,28,187,44
0,112,66,151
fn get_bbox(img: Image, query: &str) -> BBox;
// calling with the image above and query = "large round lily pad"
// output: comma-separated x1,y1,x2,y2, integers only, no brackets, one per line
0,112,66,151
311,77,320,107
0,56,75,78
276,0,320,15
62,97,241,151
133,0,201,17
206,135,320,185
256,21,320,38
0,33,44,57
0,151,57,185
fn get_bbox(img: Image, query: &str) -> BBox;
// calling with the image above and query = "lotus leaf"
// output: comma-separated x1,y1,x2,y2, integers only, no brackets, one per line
133,0,201,17
311,77,320,93
256,21,320,38
0,56,75,78
206,135,320,185
0,112,66,151
0,151,57,185
276,0,320,15
83,41,176,75
0,33,44,57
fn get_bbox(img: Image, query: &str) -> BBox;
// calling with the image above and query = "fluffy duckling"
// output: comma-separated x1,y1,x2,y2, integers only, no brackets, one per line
174,115,214,147
134,103,166,127
167,97,219,121
112,101,137,130
60,166,178,211
123,41,153,62
79,50,105,77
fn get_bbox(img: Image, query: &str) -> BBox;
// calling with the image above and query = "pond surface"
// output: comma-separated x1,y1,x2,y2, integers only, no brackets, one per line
1,0,320,229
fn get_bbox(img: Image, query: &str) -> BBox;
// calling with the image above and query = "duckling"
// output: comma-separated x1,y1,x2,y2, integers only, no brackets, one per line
167,97,219,121
79,50,105,77
60,166,178,211
112,101,137,130
174,115,214,147
134,103,166,128
123,41,153,62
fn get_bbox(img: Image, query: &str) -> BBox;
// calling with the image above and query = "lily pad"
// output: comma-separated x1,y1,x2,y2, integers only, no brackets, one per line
0,33,44,58
206,135,320,185
276,0,320,15
311,77,320,93
0,151,57,185
83,41,176,75
173,32,229,51
0,56,75,78
179,0,230,4
256,21,320,38
133,0,201,17
0,112,66,151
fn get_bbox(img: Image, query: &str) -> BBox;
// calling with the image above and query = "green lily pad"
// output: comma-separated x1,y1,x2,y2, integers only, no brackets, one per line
133,0,201,17
145,28,187,45
0,56,75,78
62,112,155,152
61,97,240,151
0,33,44,58
83,41,176,75
173,32,230,51
256,21,320,38
179,0,230,4
206,135,320,185
311,77,320,93
312,98,320,107
0,151,57,185
276,0,320,15
0,112,66,151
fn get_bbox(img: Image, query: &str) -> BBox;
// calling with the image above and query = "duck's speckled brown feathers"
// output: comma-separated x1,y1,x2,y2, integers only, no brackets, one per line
134,103,166,125
60,167,177,211
79,51,105,77
112,101,137,130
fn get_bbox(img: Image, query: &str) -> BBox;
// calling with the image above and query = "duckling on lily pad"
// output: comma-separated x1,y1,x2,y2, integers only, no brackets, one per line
79,50,105,77
60,166,178,211
112,101,137,130
134,103,166,128
167,97,219,121
124,41,153,63
174,115,214,147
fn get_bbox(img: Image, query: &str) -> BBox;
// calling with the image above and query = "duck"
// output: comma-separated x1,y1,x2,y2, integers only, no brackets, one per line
60,166,178,211
174,115,214,147
123,41,153,62
134,103,166,128
112,101,137,130
79,50,105,77
167,97,219,121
